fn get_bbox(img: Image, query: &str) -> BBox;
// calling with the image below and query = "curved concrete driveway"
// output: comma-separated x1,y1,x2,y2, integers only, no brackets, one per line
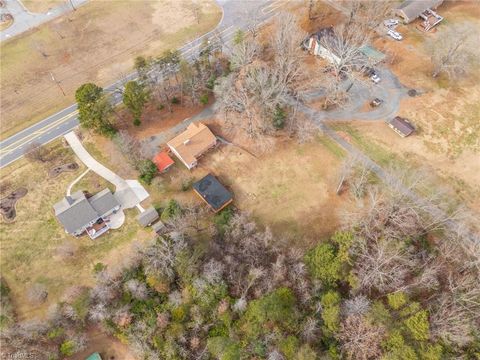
64,131,148,209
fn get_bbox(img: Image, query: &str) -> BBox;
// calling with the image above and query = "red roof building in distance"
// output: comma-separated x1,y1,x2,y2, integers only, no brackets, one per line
153,151,174,172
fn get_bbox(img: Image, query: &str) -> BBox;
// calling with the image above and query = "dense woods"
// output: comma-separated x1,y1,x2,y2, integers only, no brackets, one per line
2,181,479,359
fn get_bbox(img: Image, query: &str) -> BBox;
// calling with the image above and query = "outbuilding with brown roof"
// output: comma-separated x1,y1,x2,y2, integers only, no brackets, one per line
388,116,415,137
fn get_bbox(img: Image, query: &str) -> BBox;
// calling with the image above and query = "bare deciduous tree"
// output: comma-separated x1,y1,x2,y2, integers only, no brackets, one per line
124,279,149,300
138,235,187,281
339,315,385,360
202,259,225,284
287,108,319,144
166,204,214,238
429,270,480,346
337,154,372,198
351,237,415,294
271,13,307,92
113,130,144,167
343,0,395,32
27,283,48,304
347,165,468,242
342,295,371,317
216,14,309,152
316,23,370,108
24,142,49,163
301,317,320,343
427,21,480,78
229,34,260,70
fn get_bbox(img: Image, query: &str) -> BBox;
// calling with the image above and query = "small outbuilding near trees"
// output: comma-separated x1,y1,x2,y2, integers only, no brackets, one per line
136,206,160,227
153,151,174,173
388,116,415,137
193,174,233,212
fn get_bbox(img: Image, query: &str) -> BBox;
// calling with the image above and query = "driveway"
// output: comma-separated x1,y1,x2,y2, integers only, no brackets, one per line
64,131,148,209
145,104,218,153
302,67,408,122
294,82,479,243
0,0,89,42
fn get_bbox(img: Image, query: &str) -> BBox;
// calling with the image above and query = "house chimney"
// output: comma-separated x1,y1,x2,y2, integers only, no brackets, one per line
183,139,191,145
65,196,74,205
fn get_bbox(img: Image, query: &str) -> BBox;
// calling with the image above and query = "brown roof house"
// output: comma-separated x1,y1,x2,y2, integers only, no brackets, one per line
388,117,415,137
167,122,217,169
396,0,444,23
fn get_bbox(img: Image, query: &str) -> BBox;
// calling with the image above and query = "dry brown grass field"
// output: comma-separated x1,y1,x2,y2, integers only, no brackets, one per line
0,0,221,139
21,0,65,13
0,140,151,319
0,127,349,320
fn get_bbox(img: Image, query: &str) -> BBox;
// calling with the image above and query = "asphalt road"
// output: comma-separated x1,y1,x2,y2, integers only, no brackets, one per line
0,0,282,168
0,0,89,42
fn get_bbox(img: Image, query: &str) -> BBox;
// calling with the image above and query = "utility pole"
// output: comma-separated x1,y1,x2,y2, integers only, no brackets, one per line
68,0,76,11
50,72,66,96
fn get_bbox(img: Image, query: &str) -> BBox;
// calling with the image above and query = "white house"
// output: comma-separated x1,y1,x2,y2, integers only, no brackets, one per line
305,27,341,65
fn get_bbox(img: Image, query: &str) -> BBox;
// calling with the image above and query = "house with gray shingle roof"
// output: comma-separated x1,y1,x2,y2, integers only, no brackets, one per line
53,189,120,239
136,206,159,227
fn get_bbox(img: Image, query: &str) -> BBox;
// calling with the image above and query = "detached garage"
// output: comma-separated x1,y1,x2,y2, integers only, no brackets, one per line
193,174,233,212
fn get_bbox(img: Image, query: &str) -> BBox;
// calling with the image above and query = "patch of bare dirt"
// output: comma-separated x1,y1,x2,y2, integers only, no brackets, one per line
48,162,79,178
0,188,28,222
119,100,211,141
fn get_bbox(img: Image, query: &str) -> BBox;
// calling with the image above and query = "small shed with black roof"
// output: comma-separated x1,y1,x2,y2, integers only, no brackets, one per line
193,174,233,212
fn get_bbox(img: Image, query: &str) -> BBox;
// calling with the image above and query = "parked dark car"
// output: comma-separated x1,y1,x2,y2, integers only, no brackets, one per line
370,98,383,107
363,67,379,77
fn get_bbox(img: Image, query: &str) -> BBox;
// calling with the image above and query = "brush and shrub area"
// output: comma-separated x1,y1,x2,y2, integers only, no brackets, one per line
2,191,479,359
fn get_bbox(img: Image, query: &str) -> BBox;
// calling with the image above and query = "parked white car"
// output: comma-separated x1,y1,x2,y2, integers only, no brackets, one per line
387,29,403,41
371,74,381,84
384,19,399,28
